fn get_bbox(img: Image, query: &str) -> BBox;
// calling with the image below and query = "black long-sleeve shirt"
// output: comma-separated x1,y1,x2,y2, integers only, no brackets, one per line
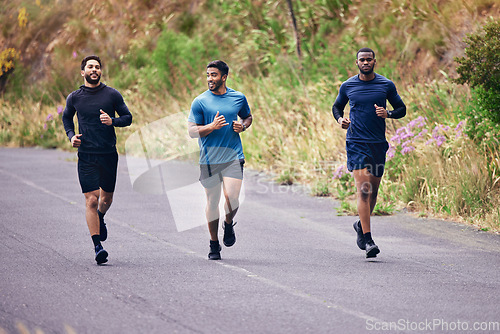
62,83,132,154
332,74,406,143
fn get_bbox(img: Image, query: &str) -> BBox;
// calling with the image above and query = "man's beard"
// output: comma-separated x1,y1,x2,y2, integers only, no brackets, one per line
208,79,223,91
85,73,101,85
358,64,374,75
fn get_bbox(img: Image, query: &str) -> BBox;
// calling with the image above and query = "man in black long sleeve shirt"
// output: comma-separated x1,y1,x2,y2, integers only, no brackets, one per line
62,55,132,264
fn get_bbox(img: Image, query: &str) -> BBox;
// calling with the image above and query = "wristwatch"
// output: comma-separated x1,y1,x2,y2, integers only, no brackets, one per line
242,123,247,132
387,110,393,118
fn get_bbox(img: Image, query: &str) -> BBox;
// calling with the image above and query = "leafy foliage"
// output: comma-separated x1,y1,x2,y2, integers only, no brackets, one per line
454,19,500,126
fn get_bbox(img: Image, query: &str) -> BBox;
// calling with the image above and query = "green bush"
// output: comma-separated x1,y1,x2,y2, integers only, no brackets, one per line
454,19,500,143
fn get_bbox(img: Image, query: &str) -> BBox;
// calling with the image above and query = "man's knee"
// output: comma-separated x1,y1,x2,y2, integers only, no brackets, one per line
359,182,372,202
85,194,99,210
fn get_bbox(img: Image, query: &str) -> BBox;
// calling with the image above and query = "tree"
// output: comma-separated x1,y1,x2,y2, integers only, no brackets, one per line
454,19,500,124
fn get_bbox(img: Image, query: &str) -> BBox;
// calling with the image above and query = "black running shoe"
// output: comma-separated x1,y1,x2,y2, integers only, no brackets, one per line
223,221,237,247
95,244,108,264
353,220,366,250
365,240,380,258
98,210,107,242
208,240,221,260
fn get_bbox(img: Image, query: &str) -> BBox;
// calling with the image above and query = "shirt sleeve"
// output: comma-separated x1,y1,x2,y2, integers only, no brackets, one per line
332,83,349,122
188,98,205,124
238,95,251,119
62,93,76,141
387,81,406,119
111,89,133,127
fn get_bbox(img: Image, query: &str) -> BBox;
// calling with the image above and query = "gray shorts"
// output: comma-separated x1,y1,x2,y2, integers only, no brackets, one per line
199,159,244,188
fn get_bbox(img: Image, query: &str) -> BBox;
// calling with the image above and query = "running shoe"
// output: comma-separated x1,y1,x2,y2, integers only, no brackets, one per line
208,240,222,260
353,220,366,250
98,210,107,242
365,240,380,258
223,221,237,247
95,244,108,264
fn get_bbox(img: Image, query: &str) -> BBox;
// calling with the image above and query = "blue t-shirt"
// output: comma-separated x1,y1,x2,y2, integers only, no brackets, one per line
188,87,251,164
334,74,404,143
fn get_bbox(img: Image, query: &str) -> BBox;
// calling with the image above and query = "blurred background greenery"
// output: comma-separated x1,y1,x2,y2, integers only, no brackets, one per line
1,0,499,231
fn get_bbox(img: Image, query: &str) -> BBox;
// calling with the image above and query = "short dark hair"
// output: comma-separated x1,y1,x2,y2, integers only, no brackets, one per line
207,60,229,77
356,48,375,59
81,55,102,70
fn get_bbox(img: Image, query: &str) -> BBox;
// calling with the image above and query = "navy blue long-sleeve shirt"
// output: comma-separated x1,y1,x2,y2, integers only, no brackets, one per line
62,83,132,154
332,73,406,143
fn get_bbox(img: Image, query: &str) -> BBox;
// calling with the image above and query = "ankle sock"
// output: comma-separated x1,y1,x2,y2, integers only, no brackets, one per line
91,234,101,247
363,232,373,243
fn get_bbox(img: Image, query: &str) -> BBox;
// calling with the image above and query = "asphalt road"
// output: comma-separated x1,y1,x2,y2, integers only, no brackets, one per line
0,147,499,334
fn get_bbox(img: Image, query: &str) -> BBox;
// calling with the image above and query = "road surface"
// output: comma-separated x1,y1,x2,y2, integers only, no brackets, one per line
0,148,498,333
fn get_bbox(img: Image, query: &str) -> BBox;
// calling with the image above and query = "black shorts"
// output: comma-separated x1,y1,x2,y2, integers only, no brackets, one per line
346,141,389,178
199,159,244,188
77,152,118,193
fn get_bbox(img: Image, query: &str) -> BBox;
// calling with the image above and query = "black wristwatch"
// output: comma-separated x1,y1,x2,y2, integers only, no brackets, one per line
242,123,247,132
387,110,393,118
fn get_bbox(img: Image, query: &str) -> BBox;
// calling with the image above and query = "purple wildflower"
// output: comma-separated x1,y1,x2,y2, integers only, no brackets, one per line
387,146,396,160
455,121,464,131
72,51,77,59
332,165,348,180
400,131,414,141
43,123,47,130
391,134,401,144
46,114,53,121
57,105,63,115
414,129,428,139
435,135,446,147
401,145,415,155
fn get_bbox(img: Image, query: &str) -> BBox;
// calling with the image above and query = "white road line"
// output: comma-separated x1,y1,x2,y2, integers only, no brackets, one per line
1,167,395,328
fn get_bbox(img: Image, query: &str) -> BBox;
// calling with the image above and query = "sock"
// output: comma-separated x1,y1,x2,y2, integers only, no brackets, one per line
97,209,105,220
363,232,373,243
91,234,101,248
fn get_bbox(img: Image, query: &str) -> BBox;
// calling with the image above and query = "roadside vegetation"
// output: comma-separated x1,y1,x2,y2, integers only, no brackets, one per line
0,0,499,232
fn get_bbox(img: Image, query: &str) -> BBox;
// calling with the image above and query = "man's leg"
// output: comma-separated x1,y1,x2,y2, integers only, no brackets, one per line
353,168,382,234
98,190,114,215
84,189,108,264
84,190,101,236
353,168,382,258
97,189,113,241
205,184,222,241
222,177,242,224
221,177,242,247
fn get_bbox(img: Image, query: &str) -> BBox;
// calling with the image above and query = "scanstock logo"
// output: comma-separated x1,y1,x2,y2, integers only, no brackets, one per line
124,111,245,232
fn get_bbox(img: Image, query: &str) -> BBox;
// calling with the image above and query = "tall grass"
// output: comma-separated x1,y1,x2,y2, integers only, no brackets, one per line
0,0,499,231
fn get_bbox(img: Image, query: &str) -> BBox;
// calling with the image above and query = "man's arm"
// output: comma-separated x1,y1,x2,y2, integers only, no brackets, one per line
111,91,133,127
62,94,76,141
386,82,406,119
188,111,228,138
332,89,350,129
386,98,406,119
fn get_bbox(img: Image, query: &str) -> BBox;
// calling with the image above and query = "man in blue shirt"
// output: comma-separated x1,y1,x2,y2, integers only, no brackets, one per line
332,48,406,258
188,60,253,260
63,55,133,264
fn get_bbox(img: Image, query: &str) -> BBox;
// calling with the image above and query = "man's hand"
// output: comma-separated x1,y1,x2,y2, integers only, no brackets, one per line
71,134,82,148
211,111,228,130
100,109,113,126
232,120,245,133
375,104,388,118
338,117,351,129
